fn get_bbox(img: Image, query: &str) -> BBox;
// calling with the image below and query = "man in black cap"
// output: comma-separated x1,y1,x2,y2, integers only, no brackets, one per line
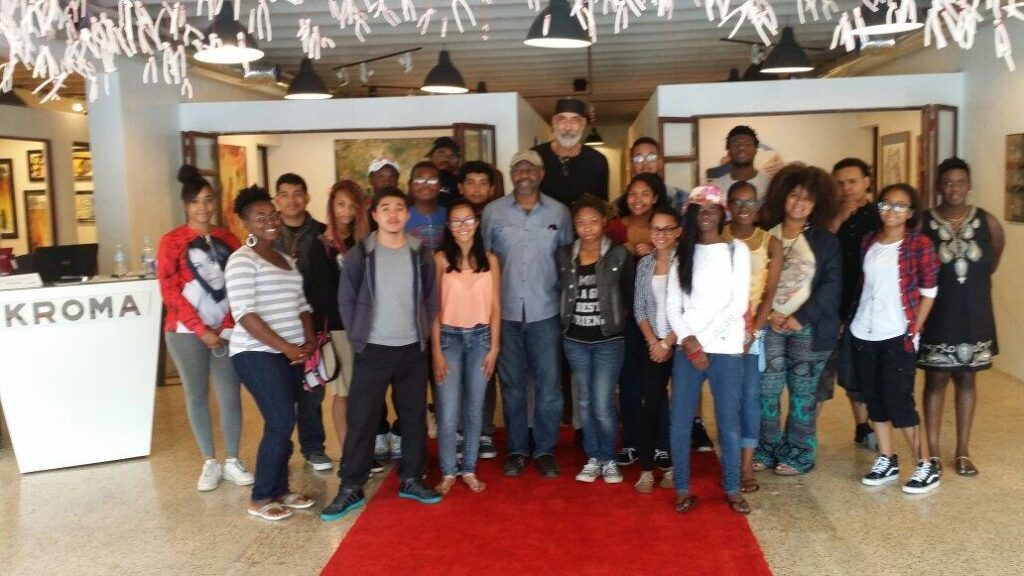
532,98,609,206
428,136,462,209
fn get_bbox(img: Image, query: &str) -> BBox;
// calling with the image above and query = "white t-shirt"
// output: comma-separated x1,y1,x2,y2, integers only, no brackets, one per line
652,274,669,340
850,241,906,341
667,241,751,355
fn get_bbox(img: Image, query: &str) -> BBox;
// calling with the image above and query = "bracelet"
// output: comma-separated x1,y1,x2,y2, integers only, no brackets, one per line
685,347,704,360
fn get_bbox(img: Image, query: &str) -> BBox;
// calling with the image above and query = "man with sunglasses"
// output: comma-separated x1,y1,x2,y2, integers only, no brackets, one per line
629,137,690,212
532,98,610,206
406,161,448,252
818,157,881,449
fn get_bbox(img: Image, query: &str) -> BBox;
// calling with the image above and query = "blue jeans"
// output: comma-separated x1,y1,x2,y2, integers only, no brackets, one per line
563,337,624,462
436,324,492,475
670,350,743,495
499,315,563,457
231,351,303,502
741,351,762,449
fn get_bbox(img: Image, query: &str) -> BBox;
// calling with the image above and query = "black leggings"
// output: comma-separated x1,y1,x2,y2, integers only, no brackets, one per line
637,353,673,471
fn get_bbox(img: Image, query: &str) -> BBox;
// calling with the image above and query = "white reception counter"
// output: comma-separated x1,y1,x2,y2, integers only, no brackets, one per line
0,278,163,473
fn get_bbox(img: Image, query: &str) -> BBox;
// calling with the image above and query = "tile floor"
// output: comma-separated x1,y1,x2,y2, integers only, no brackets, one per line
1,370,1022,575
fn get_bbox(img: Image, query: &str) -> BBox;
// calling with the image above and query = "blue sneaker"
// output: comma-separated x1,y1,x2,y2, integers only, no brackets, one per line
320,486,365,521
398,478,442,504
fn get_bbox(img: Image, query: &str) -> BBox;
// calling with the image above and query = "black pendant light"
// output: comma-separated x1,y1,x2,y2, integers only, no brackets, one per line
760,27,813,74
285,58,332,100
524,0,592,49
584,128,605,146
194,3,264,65
421,51,469,94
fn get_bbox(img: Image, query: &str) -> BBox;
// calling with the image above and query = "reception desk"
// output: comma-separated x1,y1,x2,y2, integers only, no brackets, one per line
0,278,163,473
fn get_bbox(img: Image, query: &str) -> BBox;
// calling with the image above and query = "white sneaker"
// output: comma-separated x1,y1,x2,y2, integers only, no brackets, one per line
197,459,222,492
389,433,403,460
374,434,390,459
575,458,601,483
222,458,255,486
601,460,624,484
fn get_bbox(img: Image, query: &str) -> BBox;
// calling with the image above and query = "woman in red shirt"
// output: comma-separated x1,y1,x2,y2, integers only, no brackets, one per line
158,165,253,492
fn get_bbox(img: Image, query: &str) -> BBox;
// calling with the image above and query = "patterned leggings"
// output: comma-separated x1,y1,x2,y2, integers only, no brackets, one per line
755,326,832,473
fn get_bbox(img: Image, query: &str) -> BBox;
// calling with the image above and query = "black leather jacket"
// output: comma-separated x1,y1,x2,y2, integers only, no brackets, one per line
557,237,635,337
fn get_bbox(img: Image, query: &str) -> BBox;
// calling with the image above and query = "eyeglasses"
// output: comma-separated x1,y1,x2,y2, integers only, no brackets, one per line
878,201,911,214
649,225,679,236
252,211,282,226
729,198,759,208
631,153,659,164
449,217,478,228
412,178,439,186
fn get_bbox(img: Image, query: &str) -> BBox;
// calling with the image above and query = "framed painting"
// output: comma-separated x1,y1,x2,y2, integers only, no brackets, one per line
24,189,53,251
0,159,17,239
27,150,46,182
334,135,447,194
217,144,249,242
75,190,95,224
880,131,911,189
72,144,93,182
1007,133,1024,223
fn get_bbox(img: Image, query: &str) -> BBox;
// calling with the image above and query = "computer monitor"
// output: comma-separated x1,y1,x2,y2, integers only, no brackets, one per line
32,244,99,283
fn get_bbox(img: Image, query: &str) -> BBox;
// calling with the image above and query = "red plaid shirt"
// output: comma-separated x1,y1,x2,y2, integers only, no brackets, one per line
862,230,939,352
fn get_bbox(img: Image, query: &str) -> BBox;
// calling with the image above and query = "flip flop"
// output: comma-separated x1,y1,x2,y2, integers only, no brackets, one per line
741,477,760,493
276,493,316,510
674,493,698,514
247,502,293,521
955,456,979,476
726,495,751,515
462,473,486,493
773,464,802,476
751,461,766,472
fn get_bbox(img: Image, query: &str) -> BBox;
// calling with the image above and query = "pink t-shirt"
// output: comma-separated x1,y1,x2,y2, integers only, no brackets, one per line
440,268,494,328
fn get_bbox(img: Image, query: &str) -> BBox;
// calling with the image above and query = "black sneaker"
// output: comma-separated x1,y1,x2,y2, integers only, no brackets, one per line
616,447,638,466
320,486,365,521
478,435,498,459
692,419,713,452
399,478,442,504
503,454,527,477
535,454,560,478
862,454,900,486
654,449,673,471
903,460,940,494
370,459,385,474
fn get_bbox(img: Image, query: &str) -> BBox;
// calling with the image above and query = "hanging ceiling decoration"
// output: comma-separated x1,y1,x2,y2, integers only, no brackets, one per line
0,0,1023,104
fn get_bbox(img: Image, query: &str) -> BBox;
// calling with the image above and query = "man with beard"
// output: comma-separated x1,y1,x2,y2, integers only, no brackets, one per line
427,136,462,209
712,126,772,204
482,150,573,478
533,98,609,205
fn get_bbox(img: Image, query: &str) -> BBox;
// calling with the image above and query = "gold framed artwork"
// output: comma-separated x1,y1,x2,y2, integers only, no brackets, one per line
75,190,95,224
72,144,93,182
24,189,53,251
333,135,447,194
217,144,249,242
0,159,17,239
1007,133,1024,223
27,150,46,182
879,131,911,189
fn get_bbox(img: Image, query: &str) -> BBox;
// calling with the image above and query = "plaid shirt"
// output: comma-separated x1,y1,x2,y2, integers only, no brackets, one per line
861,230,939,352
633,251,676,339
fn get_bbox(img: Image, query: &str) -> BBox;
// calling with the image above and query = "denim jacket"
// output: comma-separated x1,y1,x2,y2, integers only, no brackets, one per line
337,232,438,354
556,237,635,338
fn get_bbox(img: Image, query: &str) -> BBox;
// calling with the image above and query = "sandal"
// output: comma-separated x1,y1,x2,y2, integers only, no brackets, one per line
435,475,457,495
773,464,801,476
674,493,698,514
726,494,751,515
276,493,315,510
247,502,293,521
751,461,766,472
955,456,979,477
462,473,486,493
740,477,760,493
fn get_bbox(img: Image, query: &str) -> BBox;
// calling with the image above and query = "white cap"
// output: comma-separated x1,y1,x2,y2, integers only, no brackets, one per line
367,157,400,175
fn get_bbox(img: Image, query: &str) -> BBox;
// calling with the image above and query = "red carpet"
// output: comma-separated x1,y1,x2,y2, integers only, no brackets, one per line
323,429,771,576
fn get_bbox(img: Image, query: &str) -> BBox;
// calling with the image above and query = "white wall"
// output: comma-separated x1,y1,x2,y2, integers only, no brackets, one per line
629,91,659,149
866,31,1024,381
0,105,90,254
517,96,551,155
588,123,631,200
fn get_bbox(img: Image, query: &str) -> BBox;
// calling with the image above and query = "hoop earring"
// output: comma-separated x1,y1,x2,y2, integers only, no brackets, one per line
245,233,257,248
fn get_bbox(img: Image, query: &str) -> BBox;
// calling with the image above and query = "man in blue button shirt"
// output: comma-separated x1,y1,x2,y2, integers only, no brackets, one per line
482,150,573,478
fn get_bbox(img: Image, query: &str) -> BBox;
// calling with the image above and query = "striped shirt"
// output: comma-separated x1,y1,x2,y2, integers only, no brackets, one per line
225,246,312,356
633,251,676,339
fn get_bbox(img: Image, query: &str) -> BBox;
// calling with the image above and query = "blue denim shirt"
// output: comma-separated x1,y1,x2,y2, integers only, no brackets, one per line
482,193,573,323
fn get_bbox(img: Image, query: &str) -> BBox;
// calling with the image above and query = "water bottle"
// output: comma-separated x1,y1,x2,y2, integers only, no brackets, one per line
113,244,127,277
141,236,157,277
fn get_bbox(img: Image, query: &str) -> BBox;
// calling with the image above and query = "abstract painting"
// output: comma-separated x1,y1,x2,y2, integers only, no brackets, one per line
217,144,249,242
73,144,93,182
880,131,911,189
24,190,53,251
75,190,95,224
0,159,17,239
1006,133,1024,223
334,135,447,194
27,150,46,182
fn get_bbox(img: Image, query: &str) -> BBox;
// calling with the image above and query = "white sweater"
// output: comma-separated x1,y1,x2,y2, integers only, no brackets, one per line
667,241,751,355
